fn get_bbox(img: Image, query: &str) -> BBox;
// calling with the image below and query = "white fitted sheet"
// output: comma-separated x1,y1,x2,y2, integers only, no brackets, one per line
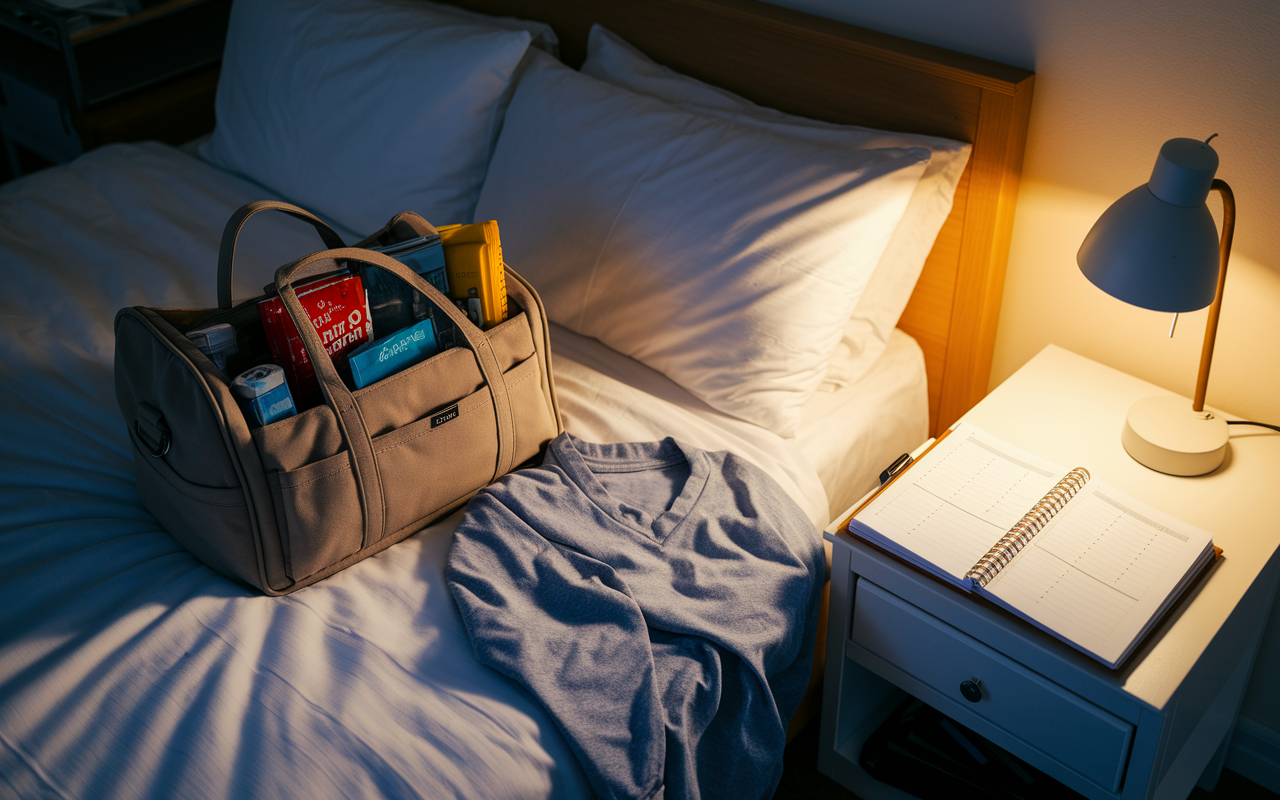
799,329,930,519
0,141,926,799
550,323,929,524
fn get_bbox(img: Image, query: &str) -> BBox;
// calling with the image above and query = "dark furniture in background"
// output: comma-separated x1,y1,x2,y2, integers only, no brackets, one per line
0,0,229,180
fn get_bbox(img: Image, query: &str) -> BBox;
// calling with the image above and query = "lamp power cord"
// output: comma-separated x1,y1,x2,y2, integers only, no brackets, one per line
1227,420,1280,434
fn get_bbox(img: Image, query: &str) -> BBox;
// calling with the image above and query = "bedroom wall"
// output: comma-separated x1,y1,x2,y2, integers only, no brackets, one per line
764,0,1280,789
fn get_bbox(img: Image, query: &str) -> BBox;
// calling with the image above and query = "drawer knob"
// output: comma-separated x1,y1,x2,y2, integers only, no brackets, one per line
960,678,983,703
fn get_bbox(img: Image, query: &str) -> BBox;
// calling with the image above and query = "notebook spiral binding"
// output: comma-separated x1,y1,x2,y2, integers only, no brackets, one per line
966,467,1091,588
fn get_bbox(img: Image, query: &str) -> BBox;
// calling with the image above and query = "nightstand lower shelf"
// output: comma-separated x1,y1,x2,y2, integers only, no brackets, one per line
819,661,919,800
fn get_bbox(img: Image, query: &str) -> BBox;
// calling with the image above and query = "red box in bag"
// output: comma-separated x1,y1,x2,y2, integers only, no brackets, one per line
257,272,372,409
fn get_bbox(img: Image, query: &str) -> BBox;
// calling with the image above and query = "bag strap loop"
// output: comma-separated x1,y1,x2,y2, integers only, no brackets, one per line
217,200,346,310
273,247,516,547
134,402,171,458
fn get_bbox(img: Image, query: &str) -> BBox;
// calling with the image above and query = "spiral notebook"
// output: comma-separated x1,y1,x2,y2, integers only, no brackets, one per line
847,422,1218,669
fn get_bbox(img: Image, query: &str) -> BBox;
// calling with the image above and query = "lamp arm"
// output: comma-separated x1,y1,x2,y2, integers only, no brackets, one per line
1193,179,1235,413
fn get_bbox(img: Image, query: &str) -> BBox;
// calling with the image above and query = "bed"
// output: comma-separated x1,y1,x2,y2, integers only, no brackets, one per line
0,0,1033,797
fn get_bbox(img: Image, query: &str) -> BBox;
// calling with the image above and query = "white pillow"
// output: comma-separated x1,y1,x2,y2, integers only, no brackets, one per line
581,25,972,388
199,0,557,235
475,53,928,435
422,0,559,55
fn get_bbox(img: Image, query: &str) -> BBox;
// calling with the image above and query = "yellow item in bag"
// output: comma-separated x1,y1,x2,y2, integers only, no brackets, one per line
437,220,508,330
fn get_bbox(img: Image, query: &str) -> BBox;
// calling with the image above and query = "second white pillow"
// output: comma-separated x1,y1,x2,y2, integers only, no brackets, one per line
476,54,928,435
581,25,971,389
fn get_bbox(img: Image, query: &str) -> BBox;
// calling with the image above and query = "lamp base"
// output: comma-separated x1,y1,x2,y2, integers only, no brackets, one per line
1120,395,1228,476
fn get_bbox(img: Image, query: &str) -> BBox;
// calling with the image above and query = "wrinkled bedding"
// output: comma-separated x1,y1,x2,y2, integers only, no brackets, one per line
0,142,908,798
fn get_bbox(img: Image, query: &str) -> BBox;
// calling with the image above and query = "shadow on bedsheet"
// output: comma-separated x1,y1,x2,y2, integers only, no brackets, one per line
0,457,591,800
0,378,591,799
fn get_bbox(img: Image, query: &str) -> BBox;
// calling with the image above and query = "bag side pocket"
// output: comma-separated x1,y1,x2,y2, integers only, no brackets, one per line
501,353,559,466
131,431,255,582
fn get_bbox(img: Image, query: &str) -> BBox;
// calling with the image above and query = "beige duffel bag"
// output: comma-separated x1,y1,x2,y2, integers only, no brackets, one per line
114,201,561,595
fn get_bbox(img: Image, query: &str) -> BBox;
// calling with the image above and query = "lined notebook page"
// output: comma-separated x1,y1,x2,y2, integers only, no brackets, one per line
982,481,1213,665
855,425,1065,582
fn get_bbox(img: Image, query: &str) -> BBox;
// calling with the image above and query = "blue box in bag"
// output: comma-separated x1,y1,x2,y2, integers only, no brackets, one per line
348,317,440,389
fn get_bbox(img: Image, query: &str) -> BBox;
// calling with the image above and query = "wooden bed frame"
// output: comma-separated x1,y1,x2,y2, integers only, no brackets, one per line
449,0,1035,437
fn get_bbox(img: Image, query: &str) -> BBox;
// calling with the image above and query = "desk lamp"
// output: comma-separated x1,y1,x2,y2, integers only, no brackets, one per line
1077,136,1235,476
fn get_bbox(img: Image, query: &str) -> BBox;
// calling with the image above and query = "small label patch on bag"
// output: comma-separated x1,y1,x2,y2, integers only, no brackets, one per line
431,404,460,428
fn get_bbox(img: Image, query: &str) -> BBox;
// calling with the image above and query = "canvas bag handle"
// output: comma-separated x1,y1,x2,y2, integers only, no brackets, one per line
272,247,517,548
217,200,347,310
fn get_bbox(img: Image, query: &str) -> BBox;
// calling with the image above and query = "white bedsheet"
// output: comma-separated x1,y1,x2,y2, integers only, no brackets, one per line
551,324,929,524
799,329,930,519
0,142,884,798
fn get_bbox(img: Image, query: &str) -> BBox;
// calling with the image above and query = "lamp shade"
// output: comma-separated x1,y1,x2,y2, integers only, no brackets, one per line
1077,138,1222,312
1076,136,1236,476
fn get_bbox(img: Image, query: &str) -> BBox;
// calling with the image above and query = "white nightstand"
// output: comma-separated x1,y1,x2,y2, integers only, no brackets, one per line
817,344,1280,800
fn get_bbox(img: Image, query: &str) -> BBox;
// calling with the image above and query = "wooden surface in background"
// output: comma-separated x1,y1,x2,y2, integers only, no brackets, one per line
450,0,1034,434
71,67,219,151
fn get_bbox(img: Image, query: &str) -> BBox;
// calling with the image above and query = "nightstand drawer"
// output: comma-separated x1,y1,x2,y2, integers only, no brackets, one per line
850,579,1133,792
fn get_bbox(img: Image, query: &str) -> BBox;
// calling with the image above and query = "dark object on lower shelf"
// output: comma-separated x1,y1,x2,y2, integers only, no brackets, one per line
860,698,1086,800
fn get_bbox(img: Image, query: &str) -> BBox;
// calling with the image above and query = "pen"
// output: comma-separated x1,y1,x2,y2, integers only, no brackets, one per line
842,430,951,530
879,452,914,485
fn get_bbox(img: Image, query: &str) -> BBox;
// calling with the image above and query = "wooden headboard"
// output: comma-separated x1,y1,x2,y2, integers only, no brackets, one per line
449,0,1035,436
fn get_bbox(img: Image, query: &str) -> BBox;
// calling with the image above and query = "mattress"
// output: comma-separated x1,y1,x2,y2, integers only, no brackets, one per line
799,328,930,519
0,141,924,798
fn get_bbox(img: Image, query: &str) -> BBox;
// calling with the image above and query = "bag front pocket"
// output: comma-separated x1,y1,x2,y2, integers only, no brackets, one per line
265,386,499,578
256,309,553,579
375,387,498,536
355,345,485,439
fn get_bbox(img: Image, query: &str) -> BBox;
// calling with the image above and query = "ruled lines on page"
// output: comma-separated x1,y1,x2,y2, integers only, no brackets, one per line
860,428,1063,580
867,487,1008,578
1036,491,1189,600
983,547,1135,645
984,487,1195,649
914,436,1059,524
